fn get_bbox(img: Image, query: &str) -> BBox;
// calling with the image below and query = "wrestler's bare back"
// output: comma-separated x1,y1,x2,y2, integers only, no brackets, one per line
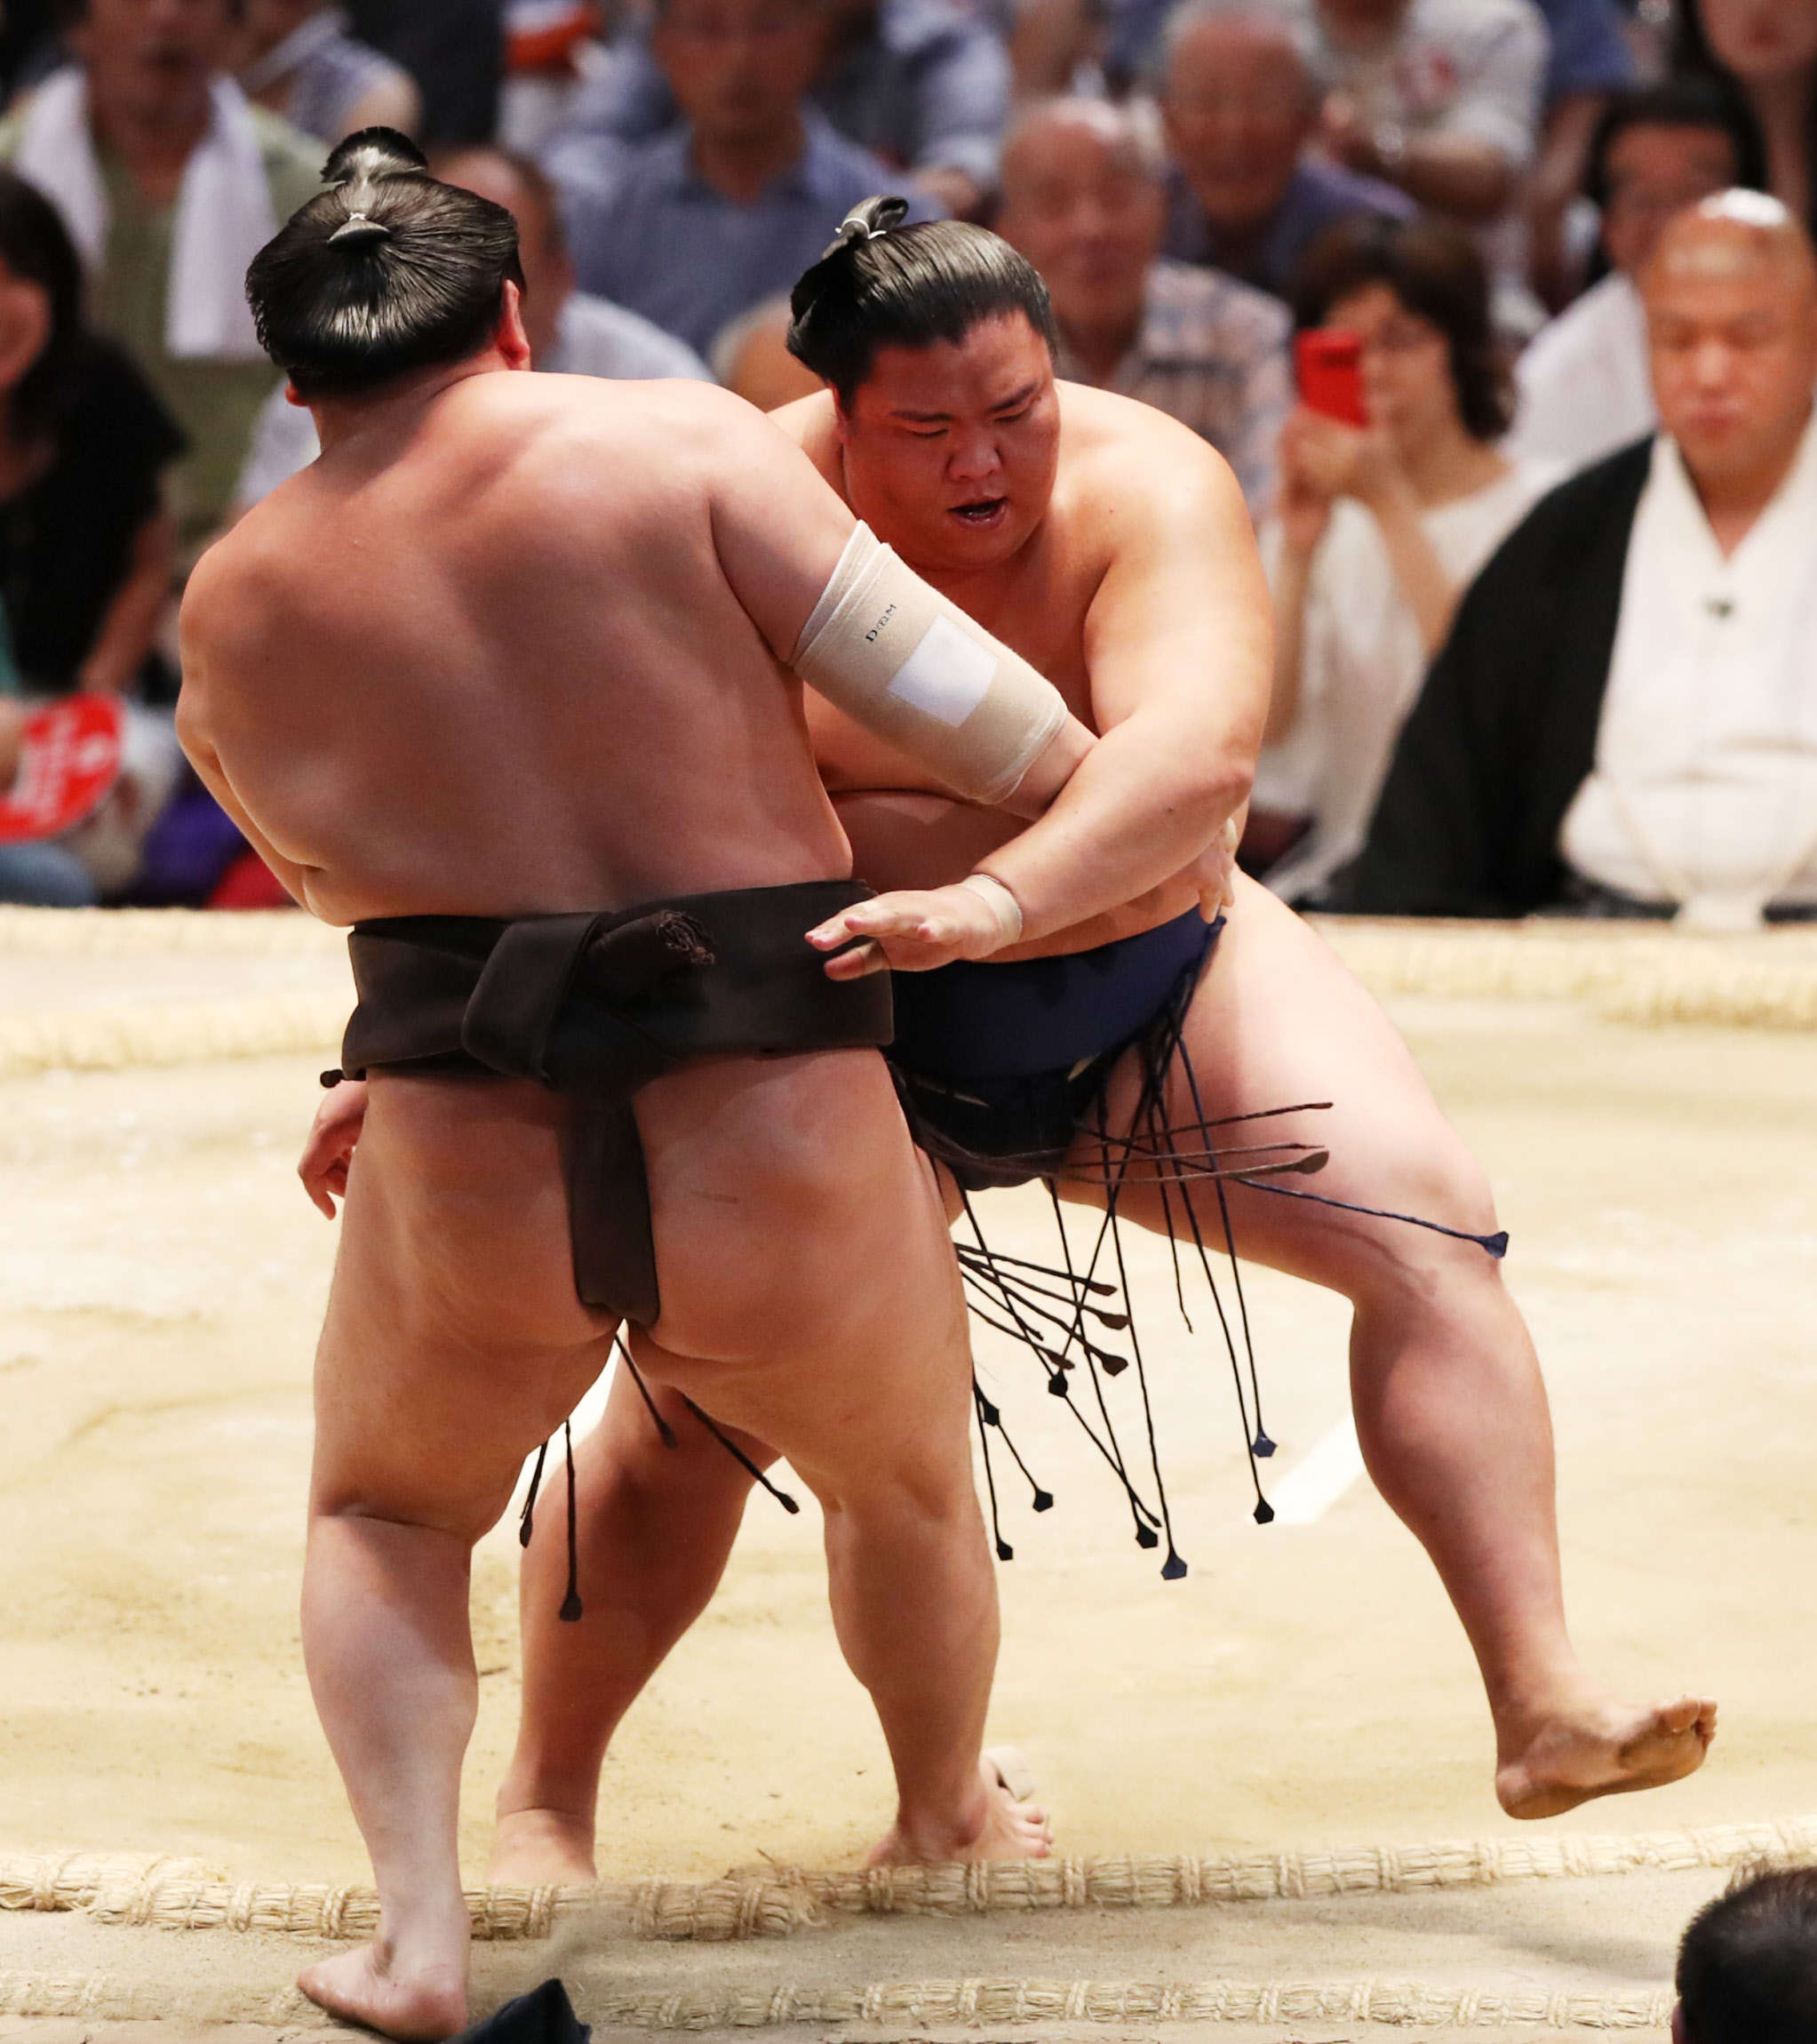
179,364,950,1369
181,370,859,925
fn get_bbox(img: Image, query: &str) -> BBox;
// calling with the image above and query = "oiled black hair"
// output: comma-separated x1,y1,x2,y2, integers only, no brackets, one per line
786,196,1057,404
1678,1866,1817,2044
1586,76,1768,212
1291,212,1511,443
245,128,524,401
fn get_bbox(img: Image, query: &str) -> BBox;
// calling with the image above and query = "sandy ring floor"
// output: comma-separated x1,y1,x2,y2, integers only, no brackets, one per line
4,915,1817,2036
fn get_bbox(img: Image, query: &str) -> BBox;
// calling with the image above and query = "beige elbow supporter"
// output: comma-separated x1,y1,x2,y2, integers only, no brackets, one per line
791,523,1068,806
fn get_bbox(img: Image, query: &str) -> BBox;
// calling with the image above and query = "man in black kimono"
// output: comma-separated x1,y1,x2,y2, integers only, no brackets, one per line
1343,193,1817,922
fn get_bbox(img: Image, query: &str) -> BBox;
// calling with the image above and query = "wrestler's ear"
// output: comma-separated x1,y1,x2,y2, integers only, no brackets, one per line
495,280,534,373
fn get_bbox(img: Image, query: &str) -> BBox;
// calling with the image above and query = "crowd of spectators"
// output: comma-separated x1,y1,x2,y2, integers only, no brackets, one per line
0,0,1811,925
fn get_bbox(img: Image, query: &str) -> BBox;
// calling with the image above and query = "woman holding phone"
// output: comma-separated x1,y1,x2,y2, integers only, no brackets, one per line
1248,216,1559,905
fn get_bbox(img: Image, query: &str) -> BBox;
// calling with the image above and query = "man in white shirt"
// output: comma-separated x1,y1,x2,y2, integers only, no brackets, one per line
1346,193,1817,923
1511,77,1768,469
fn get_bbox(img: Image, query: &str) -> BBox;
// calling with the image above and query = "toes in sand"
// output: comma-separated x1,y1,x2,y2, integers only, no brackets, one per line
867,1751,1055,1867
487,1807,599,1888
298,1943,469,2043
1496,1693,1718,1821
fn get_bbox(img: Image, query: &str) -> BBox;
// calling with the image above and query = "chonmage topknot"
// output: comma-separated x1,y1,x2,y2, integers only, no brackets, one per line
323,126,429,190
328,212,390,249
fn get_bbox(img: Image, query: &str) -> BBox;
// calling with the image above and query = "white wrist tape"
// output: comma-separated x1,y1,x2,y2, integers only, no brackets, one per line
958,871,1024,947
791,523,1070,806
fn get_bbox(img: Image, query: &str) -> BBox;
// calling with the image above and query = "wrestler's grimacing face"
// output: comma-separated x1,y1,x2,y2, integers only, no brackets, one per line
835,315,1062,574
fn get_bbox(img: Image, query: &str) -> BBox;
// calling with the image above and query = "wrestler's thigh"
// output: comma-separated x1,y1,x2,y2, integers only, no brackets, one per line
636,1050,966,1365
311,1074,615,1536
632,1051,975,1502
1077,874,1497,1291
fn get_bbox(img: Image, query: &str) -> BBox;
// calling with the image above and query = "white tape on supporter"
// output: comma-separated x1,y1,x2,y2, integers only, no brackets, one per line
888,616,997,728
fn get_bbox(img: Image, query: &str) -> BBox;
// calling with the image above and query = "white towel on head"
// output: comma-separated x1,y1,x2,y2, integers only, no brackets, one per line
13,68,280,362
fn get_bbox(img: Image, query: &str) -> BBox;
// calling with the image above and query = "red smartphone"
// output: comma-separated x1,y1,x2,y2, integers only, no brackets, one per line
1295,330,1367,427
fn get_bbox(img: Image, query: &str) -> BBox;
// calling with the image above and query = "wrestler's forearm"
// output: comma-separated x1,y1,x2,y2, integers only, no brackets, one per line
993,874,1205,961
976,715,1251,942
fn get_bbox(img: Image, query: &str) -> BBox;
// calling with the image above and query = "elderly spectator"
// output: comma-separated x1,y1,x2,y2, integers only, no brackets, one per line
1674,0,1817,234
438,144,713,379
1511,76,1766,467
543,0,1008,219
1278,0,1549,242
1159,4,1413,302
555,0,935,359
1250,215,1560,901
0,0,319,567
994,96,1289,517
0,172,185,905
1526,0,1638,306
1343,196,1817,928
236,0,421,142
234,142,712,507
342,0,504,146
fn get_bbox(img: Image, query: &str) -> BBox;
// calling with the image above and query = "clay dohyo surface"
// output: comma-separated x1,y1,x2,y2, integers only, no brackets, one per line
2,950,1814,2035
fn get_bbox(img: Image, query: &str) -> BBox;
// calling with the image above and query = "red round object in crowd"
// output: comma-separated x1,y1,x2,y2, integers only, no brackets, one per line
207,850,294,911
0,693,125,844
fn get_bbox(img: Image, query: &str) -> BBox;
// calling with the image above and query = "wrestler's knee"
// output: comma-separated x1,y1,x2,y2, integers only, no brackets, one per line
1346,1130,1502,1302
801,1409,981,1526
307,1480,504,1550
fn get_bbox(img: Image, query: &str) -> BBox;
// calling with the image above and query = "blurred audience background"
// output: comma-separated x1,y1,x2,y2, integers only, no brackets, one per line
1345,192,1817,927
0,0,1810,929
1249,213,1558,901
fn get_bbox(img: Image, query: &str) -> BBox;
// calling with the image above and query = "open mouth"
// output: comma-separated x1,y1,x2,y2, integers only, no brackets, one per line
948,499,1008,529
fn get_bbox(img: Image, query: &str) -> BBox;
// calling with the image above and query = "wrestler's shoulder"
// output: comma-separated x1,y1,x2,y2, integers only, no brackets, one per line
455,371,763,463
1052,383,1247,564
768,391,841,475
1054,381,1231,497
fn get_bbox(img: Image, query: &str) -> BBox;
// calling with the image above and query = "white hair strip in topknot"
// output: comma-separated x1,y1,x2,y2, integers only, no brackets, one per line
1697,188,1796,232
329,211,391,248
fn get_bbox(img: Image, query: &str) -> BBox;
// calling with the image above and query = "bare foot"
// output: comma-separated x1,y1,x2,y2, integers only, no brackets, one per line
298,1938,468,2041
867,1750,1054,1866
1495,1693,1718,1820
487,1806,598,1887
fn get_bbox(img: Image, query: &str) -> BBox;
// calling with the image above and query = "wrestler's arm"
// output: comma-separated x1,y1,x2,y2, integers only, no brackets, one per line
705,393,1096,811
180,562,374,1217
817,425,1268,968
1000,430,1268,926
174,555,315,910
